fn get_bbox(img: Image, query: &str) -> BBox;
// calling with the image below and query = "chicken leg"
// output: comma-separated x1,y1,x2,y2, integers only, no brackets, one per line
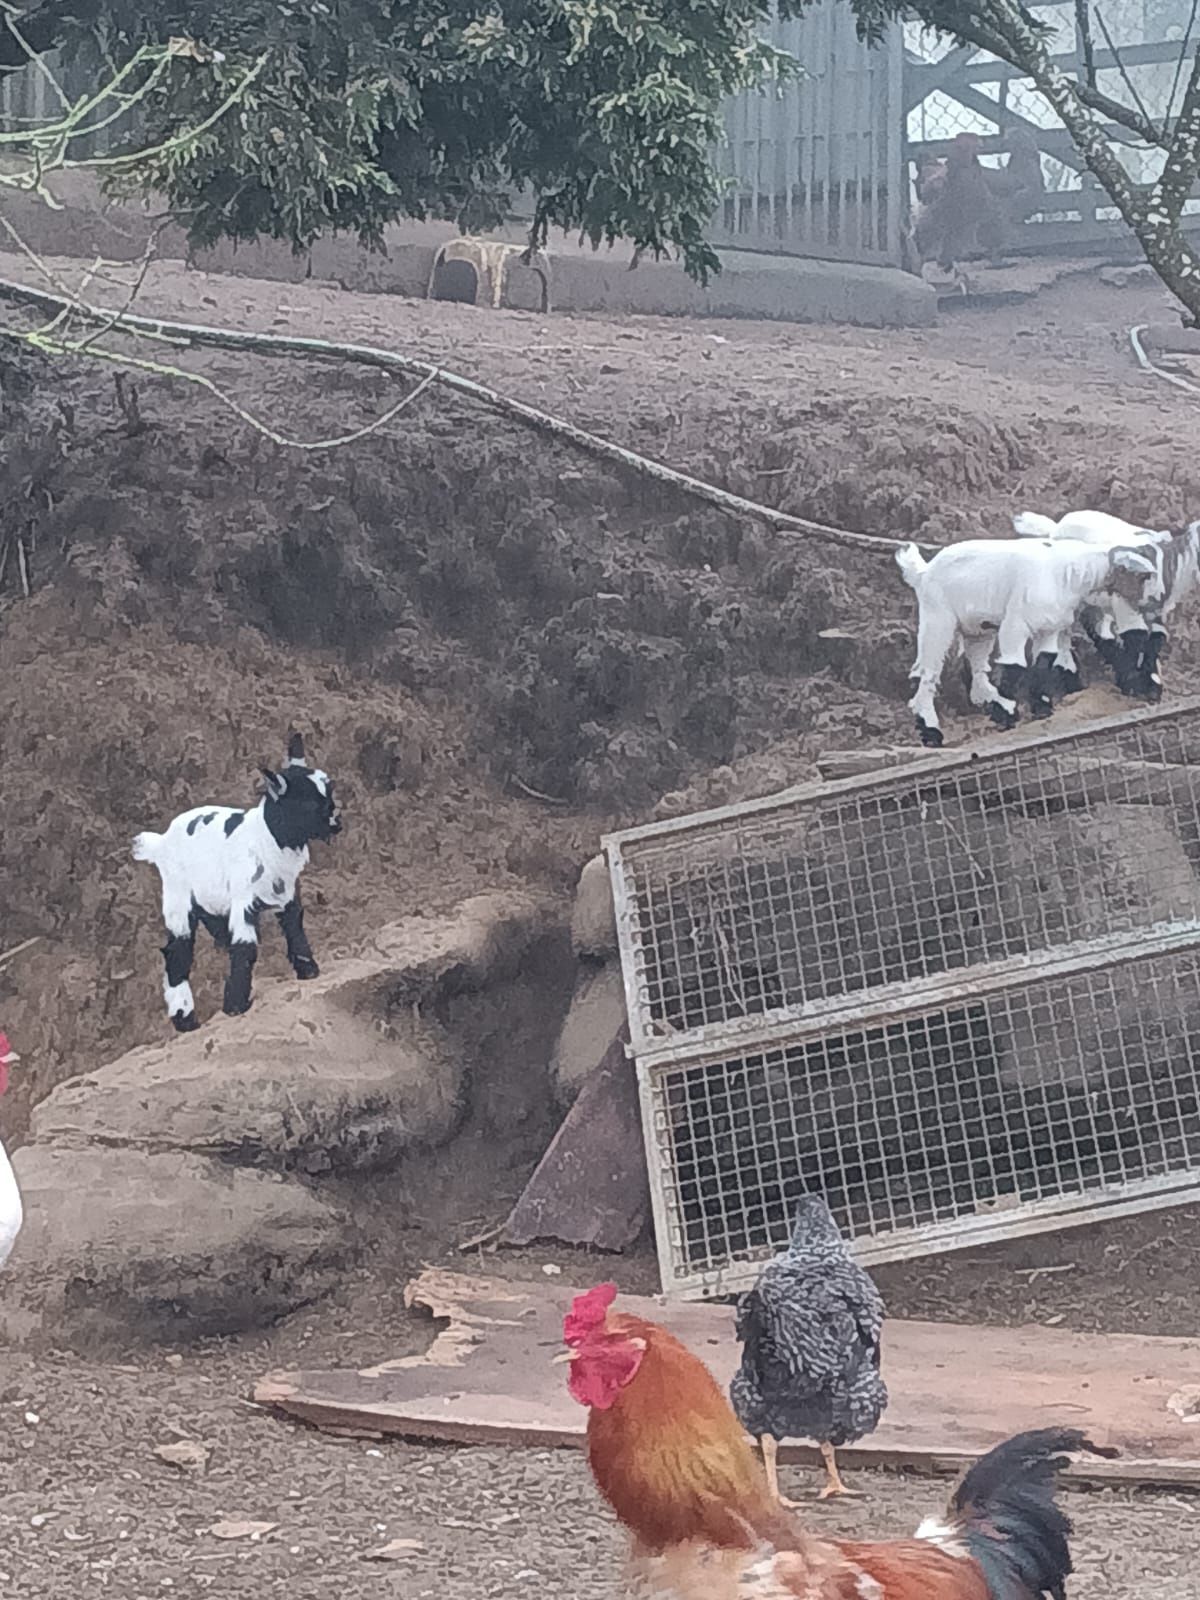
759,1435,804,1510
818,1441,863,1500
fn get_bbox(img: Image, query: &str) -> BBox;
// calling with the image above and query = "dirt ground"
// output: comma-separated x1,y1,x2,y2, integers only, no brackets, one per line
6,249,1200,1596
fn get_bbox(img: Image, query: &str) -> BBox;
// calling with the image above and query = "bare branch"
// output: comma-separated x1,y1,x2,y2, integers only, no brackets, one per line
1092,7,1158,142
1167,0,1200,130
1072,77,1165,145
1074,0,1097,89
1149,45,1200,225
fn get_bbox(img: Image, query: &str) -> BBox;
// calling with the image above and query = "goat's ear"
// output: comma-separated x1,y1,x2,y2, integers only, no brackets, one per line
261,767,288,801
1111,548,1156,576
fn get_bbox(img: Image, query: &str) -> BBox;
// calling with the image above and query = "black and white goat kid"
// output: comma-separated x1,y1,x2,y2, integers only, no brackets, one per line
132,732,341,1031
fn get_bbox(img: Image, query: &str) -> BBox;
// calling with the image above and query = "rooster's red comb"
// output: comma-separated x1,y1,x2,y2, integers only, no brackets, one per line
564,1282,617,1345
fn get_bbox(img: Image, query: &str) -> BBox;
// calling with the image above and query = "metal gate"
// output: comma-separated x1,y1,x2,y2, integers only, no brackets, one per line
905,0,1200,253
605,702,1200,1296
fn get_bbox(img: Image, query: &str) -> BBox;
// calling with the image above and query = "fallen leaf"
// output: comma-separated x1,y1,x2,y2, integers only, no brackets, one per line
207,1520,278,1542
155,1441,210,1473
363,1538,426,1561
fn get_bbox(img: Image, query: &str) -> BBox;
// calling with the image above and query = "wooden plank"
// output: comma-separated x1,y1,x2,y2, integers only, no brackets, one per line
817,749,915,781
902,43,977,115
499,1031,647,1252
905,37,1184,94
254,1269,1200,1488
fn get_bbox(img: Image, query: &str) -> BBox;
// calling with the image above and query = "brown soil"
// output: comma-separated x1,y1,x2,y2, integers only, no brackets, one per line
4,252,1200,1596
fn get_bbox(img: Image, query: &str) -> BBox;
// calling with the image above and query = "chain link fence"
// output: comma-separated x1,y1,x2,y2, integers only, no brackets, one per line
905,0,1200,232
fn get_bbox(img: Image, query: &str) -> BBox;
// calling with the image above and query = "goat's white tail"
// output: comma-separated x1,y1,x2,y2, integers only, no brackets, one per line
131,831,164,864
895,543,928,589
1012,511,1058,539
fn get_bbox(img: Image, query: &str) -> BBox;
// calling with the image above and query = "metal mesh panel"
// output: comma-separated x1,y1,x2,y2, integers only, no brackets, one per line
608,704,1200,1060
642,932,1200,1293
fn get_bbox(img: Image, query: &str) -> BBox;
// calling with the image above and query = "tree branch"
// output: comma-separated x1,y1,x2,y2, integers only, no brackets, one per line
1074,0,1097,89
1151,45,1200,224
1091,6,1158,142
0,274,915,554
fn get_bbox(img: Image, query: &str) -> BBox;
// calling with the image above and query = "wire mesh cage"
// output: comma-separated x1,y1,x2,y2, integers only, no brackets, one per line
640,927,1200,1294
606,703,1200,1062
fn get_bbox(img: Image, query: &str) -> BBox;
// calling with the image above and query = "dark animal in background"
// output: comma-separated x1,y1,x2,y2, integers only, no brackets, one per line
912,130,1045,279
132,731,341,1031
730,1194,888,1503
984,127,1046,227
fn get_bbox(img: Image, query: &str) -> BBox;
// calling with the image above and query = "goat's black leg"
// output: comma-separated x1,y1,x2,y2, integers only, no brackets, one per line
161,897,199,1033
1028,651,1056,719
278,893,319,980
224,903,259,1016
1080,607,1120,666
1141,625,1167,701
1114,628,1151,697
988,661,1024,730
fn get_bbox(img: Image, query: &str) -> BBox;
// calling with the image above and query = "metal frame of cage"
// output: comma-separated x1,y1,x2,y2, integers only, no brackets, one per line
604,701,1200,1297
633,924,1200,1295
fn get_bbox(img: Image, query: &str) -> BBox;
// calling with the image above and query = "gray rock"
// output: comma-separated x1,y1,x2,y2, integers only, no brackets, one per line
550,960,628,1107
31,890,562,1173
3,1144,344,1346
570,854,617,959
30,1010,462,1175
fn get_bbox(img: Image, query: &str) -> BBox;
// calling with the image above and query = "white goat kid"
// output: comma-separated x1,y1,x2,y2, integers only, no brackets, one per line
1012,509,1199,699
133,732,341,1031
897,536,1161,747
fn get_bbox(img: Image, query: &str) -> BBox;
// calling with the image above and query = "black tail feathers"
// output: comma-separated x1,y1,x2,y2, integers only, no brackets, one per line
950,1429,1117,1600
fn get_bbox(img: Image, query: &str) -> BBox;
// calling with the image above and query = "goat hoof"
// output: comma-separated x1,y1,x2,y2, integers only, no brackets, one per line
1054,670,1083,697
293,958,320,980
916,721,944,748
1030,699,1054,721
171,1011,200,1034
223,997,252,1017
987,704,1018,731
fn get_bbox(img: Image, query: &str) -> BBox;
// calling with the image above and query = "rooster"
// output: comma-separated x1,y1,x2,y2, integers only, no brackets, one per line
0,1032,22,1268
562,1282,1114,1600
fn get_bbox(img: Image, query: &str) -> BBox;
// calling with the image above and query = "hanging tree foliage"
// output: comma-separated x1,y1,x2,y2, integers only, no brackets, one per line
2,0,811,282
2,0,1199,313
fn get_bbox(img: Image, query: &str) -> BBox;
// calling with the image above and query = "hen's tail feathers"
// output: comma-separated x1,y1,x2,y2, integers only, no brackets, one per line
895,543,927,589
943,1429,1117,1600
1013,512,1059,539
131,831,164,864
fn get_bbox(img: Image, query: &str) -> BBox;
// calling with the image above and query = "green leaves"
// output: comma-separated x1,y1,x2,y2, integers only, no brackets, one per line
21,0,800,278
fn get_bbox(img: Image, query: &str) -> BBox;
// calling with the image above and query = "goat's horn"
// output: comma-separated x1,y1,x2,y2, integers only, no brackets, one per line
287,731,308,766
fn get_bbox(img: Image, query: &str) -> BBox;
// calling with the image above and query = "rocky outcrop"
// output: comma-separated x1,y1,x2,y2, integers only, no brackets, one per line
6,891,566,1347
3,1146,344,1345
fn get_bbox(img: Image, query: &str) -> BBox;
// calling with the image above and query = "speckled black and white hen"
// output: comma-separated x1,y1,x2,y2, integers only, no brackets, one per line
730,1194,887,1506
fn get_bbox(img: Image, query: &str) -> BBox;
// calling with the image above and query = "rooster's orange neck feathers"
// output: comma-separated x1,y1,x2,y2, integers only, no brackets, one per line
584,1315,799,1555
